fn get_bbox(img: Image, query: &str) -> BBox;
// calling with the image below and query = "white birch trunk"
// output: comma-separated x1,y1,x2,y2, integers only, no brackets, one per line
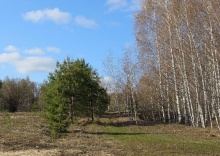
164,0,181,123
154,9,165,122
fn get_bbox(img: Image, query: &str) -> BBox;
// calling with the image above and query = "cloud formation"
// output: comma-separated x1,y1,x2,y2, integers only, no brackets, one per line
106,0,141,12
46,47,60,53
0,45,56,74
15,57,55,74
23,8,98,29
74,16,98,28
0,52,20,63
22,8,71,24
4,45,18,52
24,48,44,55
106,0,128,11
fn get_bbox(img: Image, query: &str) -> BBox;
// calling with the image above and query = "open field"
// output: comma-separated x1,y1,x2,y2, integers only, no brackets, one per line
0,112,220,156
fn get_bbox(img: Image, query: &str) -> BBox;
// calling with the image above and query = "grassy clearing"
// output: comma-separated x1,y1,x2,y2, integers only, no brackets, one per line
83,122,220,156
0,112,220,156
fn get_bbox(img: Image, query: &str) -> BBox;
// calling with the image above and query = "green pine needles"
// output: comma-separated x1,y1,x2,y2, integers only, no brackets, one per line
43,80,69,137
42,57,109,137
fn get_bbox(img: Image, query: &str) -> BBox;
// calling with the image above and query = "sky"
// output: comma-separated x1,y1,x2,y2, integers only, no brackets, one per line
0,0,141,83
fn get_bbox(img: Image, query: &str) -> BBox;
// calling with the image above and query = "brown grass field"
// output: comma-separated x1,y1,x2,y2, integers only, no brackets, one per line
0,112,220,156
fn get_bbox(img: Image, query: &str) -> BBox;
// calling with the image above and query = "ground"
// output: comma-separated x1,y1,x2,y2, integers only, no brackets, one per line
0,112,220,156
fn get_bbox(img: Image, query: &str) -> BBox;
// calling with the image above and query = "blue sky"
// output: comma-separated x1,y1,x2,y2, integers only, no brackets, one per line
0,0,140,83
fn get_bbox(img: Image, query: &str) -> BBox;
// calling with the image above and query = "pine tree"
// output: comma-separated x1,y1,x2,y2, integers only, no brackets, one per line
42,57,109,136
43,76,69,137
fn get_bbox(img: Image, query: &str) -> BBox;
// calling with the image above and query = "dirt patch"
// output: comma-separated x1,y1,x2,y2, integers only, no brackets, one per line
0,149,60,156
0,149,115,156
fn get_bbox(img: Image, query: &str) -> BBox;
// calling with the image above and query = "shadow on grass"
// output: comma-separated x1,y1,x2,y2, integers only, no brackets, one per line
72,129,147,135
79,120,156,127
95,120,157,127
82,131,147,136
100,112,131,118
79,119,164,127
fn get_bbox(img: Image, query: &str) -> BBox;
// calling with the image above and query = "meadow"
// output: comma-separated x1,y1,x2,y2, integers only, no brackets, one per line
0,112,220,156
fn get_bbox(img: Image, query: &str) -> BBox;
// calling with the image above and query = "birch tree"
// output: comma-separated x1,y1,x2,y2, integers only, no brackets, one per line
134,0,220,129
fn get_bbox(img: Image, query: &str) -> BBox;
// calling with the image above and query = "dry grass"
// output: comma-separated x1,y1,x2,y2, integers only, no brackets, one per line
0,112,220,156
0,112,123,156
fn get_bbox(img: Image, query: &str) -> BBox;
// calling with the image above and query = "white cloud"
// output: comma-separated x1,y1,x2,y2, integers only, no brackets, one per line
100,76,114,93
0,52,20,63
106,0,128,11
74,16,98,28
4,45,18,52
106,0,141,12
22,8,71,24
46,47,60,53
15,57,56,74
0,45,56,74
24,48,44,55
23,10,44,23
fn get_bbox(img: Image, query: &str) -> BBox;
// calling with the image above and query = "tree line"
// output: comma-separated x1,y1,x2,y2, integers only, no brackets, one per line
0,77,39,112
104,0,220,130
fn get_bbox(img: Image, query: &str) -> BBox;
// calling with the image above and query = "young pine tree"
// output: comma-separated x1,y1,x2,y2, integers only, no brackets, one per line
43,78,69,137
